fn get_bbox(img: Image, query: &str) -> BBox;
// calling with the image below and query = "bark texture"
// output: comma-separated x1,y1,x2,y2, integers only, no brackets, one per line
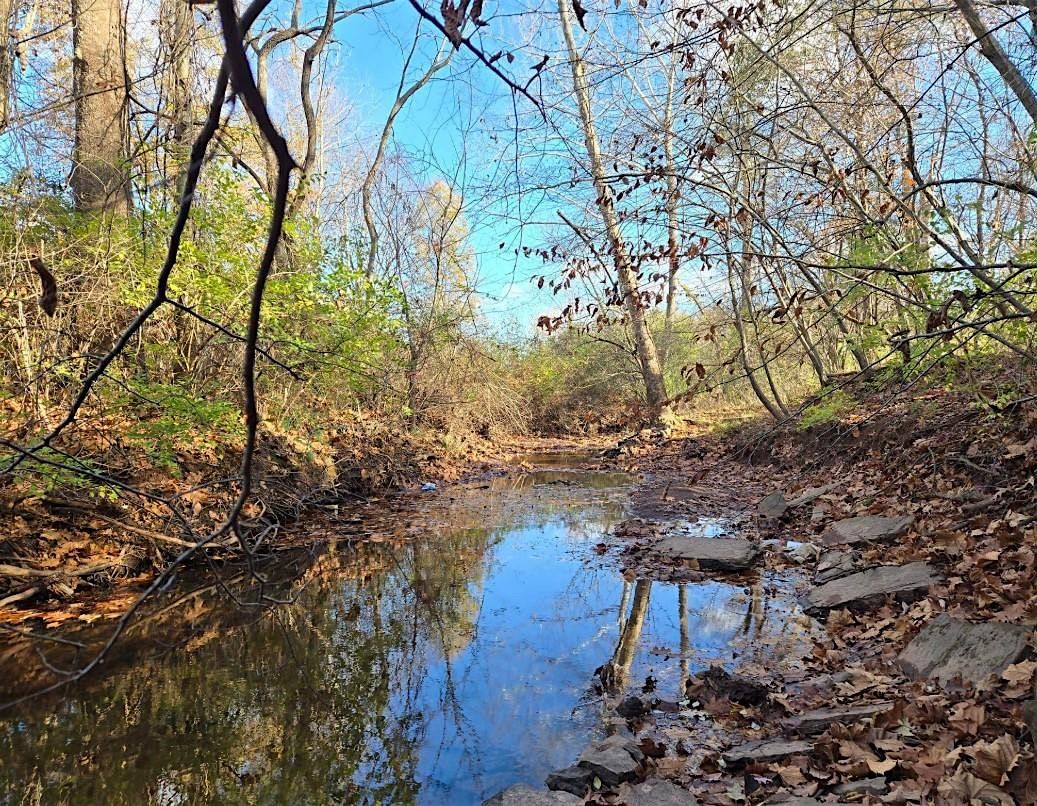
71,0,131,214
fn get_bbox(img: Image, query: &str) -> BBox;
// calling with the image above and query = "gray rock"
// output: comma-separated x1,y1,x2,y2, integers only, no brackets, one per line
896,614,1033,689
482,783,583,805
814,549,859,585
759,491,788,519
802,561,936,615
626,779,698,805
821,515,913,546
762,799,851,806
616,695,649,718
652,535,760,571
599,733,645,763
786,542,821,564
578,735,643,786
831,777,889,796
788,483,839,508
721,738,813,765
785,701,893,735
545,766,594,797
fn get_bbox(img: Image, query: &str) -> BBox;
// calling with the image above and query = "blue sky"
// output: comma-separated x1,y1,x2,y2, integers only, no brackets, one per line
328,1,562,333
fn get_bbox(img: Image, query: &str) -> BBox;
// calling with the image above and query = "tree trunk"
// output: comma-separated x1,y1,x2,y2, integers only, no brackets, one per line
159,0,193,196
557,0,668,414
71,0,131,214
661,104,680,371
0,0,14,132
953,0,1037,124
726,261,784,420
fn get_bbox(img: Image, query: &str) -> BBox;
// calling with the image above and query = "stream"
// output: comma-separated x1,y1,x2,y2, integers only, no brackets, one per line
0,457,812,805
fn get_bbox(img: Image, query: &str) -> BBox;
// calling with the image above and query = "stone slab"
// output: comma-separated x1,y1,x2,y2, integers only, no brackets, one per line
759,491,788,519
896,614,1033,689
814,549,859,585
788,483,839,508
821,515,913,546
652,535,760,571
483,784,582,805
785,701,893,735
831,777,889,796
626,779,698,805
545,766,594,797
721,738,813,765
578,735,643,786
802,562,935,616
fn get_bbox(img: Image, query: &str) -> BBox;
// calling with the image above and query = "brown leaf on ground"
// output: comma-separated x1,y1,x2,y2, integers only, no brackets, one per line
965,735,1020,787
936,770,1013,804
773,763,807,787
868,757,898,775
948,701,986,736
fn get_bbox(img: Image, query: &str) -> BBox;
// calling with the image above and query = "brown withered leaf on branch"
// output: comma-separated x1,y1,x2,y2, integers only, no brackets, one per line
440,0,466,47
29,256,57,316
572,0,588,29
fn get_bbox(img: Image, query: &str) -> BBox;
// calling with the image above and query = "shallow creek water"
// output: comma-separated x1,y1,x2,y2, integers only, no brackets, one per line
0,459,811,805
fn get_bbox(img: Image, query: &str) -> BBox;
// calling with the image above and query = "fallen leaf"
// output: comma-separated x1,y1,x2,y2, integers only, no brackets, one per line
936,770,1013,804
967,735,1020,786
867,757,898,775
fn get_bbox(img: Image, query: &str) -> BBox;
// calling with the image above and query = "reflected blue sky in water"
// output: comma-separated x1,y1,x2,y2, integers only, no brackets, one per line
0,469,809,805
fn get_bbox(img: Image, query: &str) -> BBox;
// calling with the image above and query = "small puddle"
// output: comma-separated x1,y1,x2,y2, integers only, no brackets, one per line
0,458,813,804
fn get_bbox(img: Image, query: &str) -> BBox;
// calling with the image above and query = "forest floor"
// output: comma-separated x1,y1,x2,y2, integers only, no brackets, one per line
576,362,1037,805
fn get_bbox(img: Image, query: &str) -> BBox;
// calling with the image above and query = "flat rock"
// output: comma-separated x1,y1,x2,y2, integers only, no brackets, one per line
788,483,839,508
578,735,643,786
802,561,935,616
814,549,859,584
482,784,582,805
896,614,1033,689
785,701,893,735
831,777,889,796
545,766,594,797
759,491,788,519
821,515,913,546
652,535,760,571
763,799,851,806
626,779,698,805
721,738,813,765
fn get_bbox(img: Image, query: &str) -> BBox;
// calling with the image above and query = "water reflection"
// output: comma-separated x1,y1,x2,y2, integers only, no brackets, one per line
0,466,811,805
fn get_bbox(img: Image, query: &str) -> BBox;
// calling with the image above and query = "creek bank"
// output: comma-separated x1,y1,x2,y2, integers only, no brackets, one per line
0,434,597,625
554,376,1037,804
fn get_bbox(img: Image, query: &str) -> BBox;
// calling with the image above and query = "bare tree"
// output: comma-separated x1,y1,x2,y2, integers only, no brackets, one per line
556,0,668,414
362,24,452,277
